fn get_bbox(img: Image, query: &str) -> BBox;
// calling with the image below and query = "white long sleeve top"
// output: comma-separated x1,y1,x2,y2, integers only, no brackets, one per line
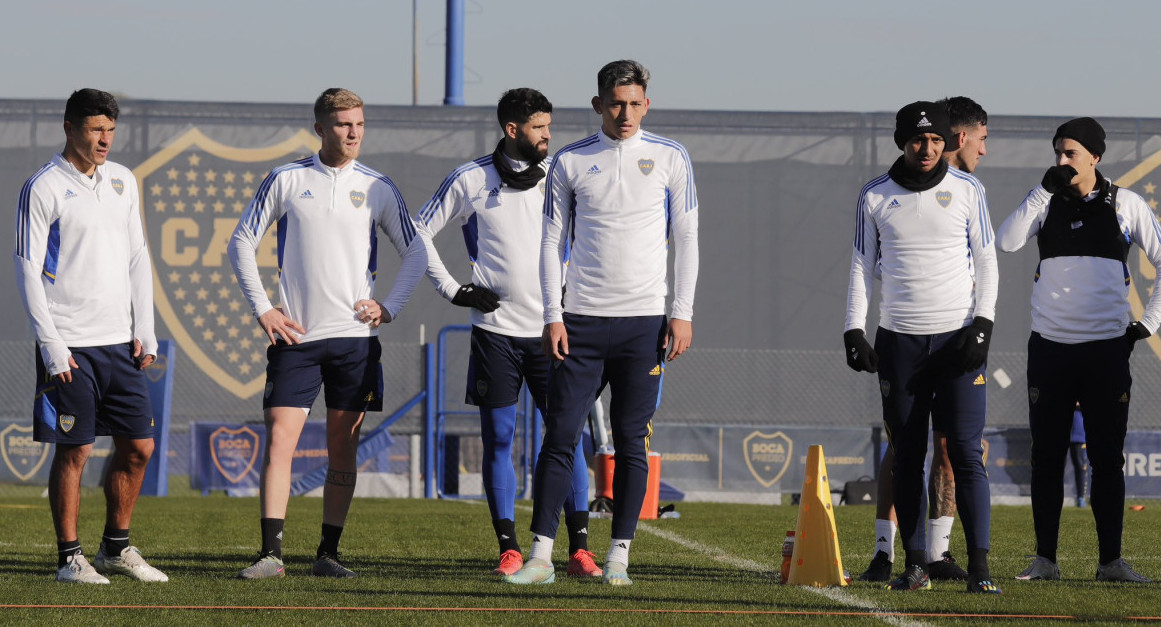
845,166,998,334
14,154,156,375
227,154,426,343
541,129,699,324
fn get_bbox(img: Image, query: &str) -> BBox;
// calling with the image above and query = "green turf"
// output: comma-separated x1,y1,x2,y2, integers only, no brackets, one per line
1,489,1159,626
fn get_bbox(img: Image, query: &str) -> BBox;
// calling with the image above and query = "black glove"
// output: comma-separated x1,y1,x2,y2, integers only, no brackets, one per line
1126,321,1152,344
843,329,878,373
1041,165,1078,194
955,317,993,373
451,283,500,313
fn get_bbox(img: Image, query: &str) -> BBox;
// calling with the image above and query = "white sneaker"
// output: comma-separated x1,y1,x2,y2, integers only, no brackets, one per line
1096,558,1151,583
56,554,110,584
1015,555,1061,581
94,543,169,582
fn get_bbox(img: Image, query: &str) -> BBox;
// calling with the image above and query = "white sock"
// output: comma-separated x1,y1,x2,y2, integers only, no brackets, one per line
874,519,896,563
606,538,632,567
529,534,554,563
927,516,954,562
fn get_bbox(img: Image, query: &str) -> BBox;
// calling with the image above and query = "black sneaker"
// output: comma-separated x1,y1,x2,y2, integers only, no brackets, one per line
312,553,356,578
967,574,1003,594
858,550,893,582
927,551,969,581
885,564,931,591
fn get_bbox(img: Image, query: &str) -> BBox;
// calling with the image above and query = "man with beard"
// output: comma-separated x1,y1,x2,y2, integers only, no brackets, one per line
844,101,1000,594
859,97,989,584
505,60,699,586
414,88,601,579
998,117,1160,583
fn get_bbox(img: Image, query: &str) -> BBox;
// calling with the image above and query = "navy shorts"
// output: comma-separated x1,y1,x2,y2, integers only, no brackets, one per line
33,342,154,445
263,336,383,412
465,326,548,409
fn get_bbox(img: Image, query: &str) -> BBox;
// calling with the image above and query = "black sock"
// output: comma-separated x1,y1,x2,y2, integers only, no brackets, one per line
492,519,519,554
968,548,991,580
102,526,129,556
57,540,81,568
905,549,927,569
317,523,343,558
566,511,591,554
260,518,284,559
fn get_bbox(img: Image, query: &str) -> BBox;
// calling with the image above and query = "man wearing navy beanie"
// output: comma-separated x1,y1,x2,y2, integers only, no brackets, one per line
844,100,1001,594
998,116,1160,584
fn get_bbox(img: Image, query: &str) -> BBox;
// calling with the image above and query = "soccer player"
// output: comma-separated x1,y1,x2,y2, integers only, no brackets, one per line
997,117,1160,583
844,102,1000,593
228,88,427,579
860,97,988,583
504,60,699,586
414,88,600,578
14,88,167,583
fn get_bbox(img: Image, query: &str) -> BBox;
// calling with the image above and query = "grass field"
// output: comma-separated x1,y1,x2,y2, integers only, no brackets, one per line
2,484,1160,625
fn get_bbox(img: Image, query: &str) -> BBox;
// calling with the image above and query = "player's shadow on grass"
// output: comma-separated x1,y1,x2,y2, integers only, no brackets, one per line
0,554,51,576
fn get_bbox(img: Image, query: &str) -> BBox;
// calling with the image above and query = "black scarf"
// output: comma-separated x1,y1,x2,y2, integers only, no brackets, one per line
491,140,545,190
887,155,948,192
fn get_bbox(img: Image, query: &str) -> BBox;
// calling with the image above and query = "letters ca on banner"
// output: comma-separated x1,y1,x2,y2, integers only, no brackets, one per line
1114,155,1161,366
743,431,793,488
133,129,320,399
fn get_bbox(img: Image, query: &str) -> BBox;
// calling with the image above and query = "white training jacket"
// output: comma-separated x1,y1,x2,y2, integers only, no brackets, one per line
415,153,548,338
228,154,427,344
541,128,699,324
14,154,156,375
997,182,1161,343
845,166,998,335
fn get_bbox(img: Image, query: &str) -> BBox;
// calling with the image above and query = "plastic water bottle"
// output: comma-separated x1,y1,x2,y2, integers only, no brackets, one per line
781,530,796,583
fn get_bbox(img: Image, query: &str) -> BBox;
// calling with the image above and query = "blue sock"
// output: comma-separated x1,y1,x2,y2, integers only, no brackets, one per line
480,404,519,521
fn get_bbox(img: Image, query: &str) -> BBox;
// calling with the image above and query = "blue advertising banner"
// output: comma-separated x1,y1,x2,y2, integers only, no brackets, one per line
0,419,114,487
141,340,175,496
190,421,393,494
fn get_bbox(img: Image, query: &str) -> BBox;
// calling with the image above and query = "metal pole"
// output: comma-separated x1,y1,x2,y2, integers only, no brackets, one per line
443,0,465,106
412,0,419,106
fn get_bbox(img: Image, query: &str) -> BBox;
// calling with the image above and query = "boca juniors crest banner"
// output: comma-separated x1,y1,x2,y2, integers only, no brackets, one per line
134,129,320,399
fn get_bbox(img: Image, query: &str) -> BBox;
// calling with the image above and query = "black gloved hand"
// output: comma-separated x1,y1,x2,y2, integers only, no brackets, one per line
1126,321,1152,344
955,316,993,373
451,283,500,313
1041,165,1078,194
843,329,878,373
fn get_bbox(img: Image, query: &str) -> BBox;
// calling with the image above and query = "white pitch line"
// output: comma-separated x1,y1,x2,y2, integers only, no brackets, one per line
508,502,928,626
636,523,931,627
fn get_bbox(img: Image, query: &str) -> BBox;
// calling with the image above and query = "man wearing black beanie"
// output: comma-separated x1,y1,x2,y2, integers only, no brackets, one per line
998,117,1161,584
844,101,1000,594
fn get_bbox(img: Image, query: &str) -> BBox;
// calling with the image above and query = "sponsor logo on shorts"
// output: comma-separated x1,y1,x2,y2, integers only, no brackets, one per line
475,379,488,398
111,178,125,196
880,380,890,398
349,190,366,208
743,431,793,488
264,382,274,399
637,159,655,176
648,364,662,376
1029,387,1039,404
1,423,50,482
1120,392,1130,403
58,414,76,433
973,374,987,386
935,190,952,208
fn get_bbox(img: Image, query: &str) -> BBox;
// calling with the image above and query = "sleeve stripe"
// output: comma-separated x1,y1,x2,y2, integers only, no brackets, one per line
353,164,416,246
15,162,56,261
949,168,993,248
854,174,890,254
243,157,312,235
416,156,490,224
643,132,697,211
544,134,600,220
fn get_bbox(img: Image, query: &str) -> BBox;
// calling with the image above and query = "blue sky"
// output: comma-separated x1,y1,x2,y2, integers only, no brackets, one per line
7,0,1160,117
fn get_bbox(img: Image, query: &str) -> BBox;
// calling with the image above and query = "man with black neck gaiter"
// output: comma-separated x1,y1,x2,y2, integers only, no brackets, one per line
999,117,1161,584
844,101,1001,594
